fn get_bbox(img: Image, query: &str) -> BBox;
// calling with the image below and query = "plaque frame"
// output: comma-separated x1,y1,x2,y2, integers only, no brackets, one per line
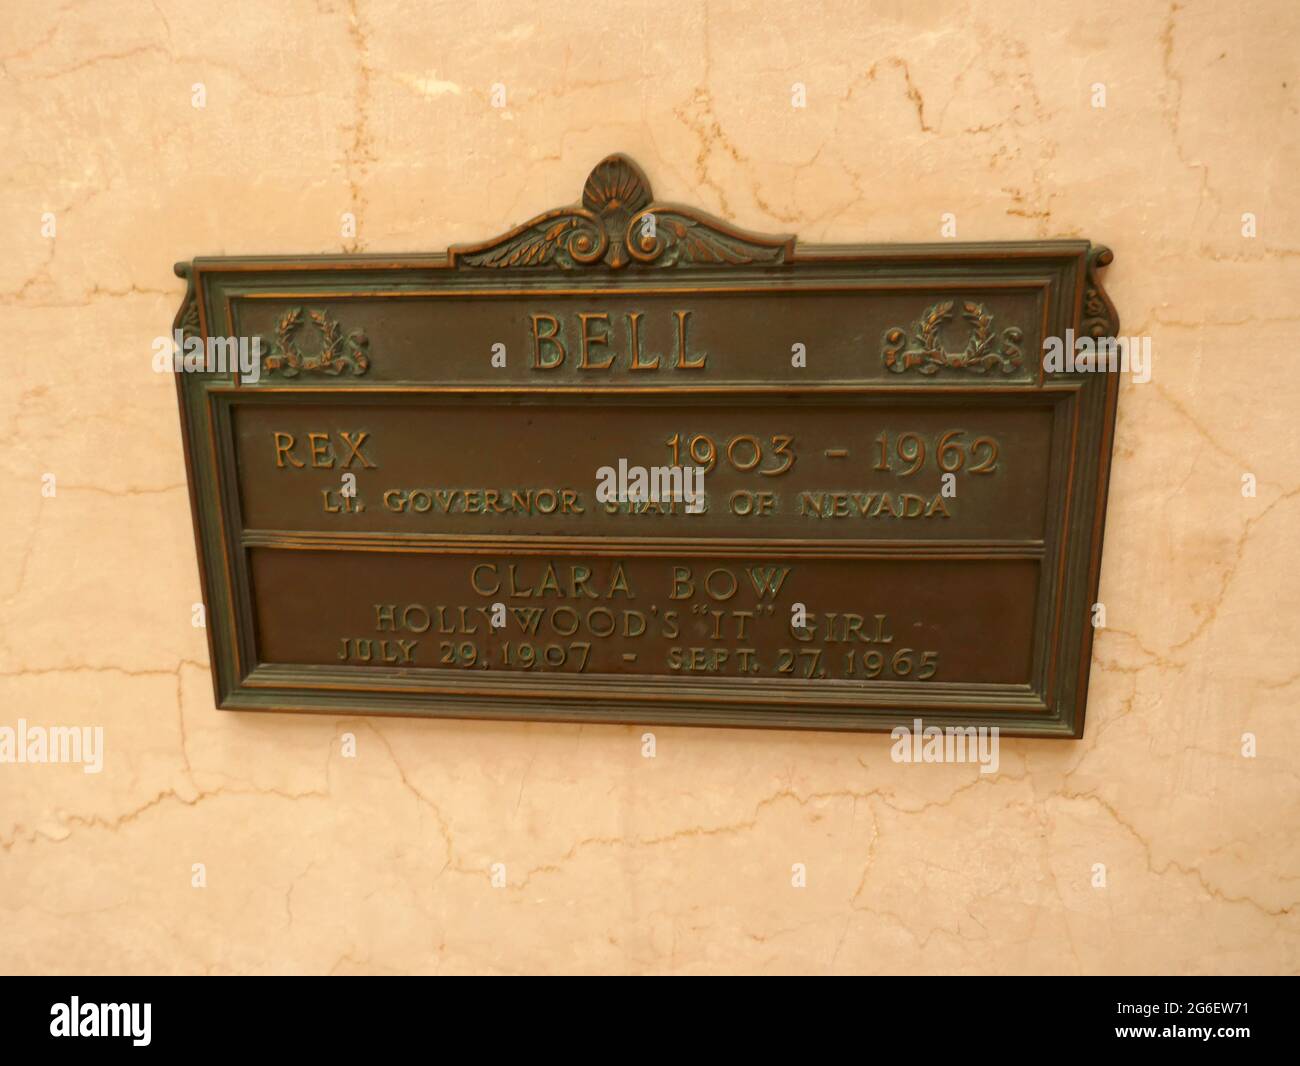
172,153,1120,737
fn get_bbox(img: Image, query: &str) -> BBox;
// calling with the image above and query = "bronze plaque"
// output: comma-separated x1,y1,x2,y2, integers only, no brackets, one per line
172,154,1120,736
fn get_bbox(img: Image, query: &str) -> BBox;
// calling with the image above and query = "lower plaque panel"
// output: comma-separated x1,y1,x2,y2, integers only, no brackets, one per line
248,548,1041,689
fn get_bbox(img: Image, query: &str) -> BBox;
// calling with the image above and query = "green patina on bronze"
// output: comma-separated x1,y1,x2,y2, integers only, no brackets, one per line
172,153,1119,737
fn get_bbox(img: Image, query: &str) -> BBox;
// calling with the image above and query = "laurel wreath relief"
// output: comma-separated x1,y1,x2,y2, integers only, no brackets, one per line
260,308,371,377
882,300,1024,375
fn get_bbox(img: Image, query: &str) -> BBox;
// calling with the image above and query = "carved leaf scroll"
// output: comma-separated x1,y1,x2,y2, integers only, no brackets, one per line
453,154,793,270
1081,245,1120,340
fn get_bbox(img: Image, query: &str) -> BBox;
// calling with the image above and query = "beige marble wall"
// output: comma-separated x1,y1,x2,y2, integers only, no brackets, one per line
1,0,1296,975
